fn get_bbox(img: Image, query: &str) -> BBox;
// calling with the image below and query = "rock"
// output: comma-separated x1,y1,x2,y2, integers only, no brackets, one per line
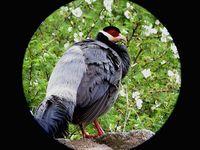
57,129,155,150
57,138,112,150
94,129,155,150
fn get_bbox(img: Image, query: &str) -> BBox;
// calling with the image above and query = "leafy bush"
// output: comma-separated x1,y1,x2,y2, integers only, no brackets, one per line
22,0,181,140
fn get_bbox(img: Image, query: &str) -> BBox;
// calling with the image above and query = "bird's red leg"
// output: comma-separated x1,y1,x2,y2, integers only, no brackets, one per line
79,120,104,138
94,120,105,136
80,124,96,138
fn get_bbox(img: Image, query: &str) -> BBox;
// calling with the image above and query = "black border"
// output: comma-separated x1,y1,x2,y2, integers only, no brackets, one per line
3,0,195,149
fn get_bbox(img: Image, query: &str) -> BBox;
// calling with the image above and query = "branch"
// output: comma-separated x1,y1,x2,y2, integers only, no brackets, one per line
85,8,105,39
127,22,140,47
123,86,131,132
133,47,143,64
28,48,33,93
141,50,167,70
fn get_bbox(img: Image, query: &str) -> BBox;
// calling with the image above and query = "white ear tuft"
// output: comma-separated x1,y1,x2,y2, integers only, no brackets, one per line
99,30,115,41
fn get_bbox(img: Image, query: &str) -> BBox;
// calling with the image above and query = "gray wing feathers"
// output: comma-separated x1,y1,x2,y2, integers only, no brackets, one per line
46,46,86,103
73,42,122,124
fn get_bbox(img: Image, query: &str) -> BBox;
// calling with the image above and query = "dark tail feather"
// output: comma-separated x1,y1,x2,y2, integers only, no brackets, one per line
34,95,75,138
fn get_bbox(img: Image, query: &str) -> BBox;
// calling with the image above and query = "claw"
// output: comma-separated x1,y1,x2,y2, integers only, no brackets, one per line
80,120,105,139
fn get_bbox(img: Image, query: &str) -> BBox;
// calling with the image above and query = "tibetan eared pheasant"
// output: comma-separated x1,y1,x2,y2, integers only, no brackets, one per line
34,26,130,138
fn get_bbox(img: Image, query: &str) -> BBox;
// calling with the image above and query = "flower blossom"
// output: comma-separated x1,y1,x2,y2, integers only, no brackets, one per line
126,2,134,10
135,99,143,109
160,27,172,42
85,0,92,4
155,20,160,25
60,6,68,15
99,15,104,20
72,7,82,18
143,24,157,36
141,68,151,78
119,88,126,97
167,70,181,85
171,43,179,58
124,10,131,19
132,91,140,99
68,27,72,32
103,0,113,12
161,60,167,65
167,70,174,77
132,91,143,109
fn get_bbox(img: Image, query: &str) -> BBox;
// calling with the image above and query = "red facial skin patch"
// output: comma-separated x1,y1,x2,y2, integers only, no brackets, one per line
105,29,120,37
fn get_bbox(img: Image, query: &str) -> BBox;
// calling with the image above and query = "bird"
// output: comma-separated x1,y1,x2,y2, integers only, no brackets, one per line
34,26,130,139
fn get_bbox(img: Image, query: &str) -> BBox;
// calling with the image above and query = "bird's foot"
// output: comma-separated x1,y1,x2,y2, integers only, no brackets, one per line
83,132,98,139
94,120,105,136
80,120,105,139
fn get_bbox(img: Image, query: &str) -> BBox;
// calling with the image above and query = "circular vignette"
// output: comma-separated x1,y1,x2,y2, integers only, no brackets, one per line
22,0,181,149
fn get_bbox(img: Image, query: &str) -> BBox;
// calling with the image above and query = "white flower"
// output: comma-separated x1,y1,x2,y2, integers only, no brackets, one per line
124,10,131,19
167,70,174,77
99,15,104,20
43,52,49,57
171,43,179,58
74,33,80,42
68,27,72,32
161,36,167,42
119,89,126,97
160,27,169,36
135,99,143,109
126,2,134,10
141,69,151,78
132,91,140,100
132,90,143,109
122,29,128,34
127,2,131,8
161,60,166,65
61,6,68,12
60,6,68,15
151,101,161,110
74,33,78,37
64,42,70,49
91,23,95,27
103,0,113,13
82,19,85,23
52,32,56,36
79,32,83,37
160,27,172,42
167,70,181,85
175,72,181,85
155,20,160,25
143,25,157,36
85,0,92,4
72,7,82,18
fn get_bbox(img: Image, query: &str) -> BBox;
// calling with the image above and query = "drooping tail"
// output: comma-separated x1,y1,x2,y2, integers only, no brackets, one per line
34,95,75,138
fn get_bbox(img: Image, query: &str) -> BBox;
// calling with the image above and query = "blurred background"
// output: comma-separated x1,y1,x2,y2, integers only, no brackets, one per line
22,0,181,140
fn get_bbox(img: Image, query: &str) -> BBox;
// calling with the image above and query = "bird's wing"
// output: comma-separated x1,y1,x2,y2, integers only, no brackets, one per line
46,45,87,104
73,41,122,124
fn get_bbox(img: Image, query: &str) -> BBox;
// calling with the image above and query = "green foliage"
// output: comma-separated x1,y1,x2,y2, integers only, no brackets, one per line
22,0,181,140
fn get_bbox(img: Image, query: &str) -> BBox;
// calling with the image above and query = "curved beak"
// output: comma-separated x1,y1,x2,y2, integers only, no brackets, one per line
115,33,127,42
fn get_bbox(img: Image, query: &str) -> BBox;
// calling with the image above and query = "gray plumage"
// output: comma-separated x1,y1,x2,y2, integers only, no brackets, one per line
34,38,130,138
